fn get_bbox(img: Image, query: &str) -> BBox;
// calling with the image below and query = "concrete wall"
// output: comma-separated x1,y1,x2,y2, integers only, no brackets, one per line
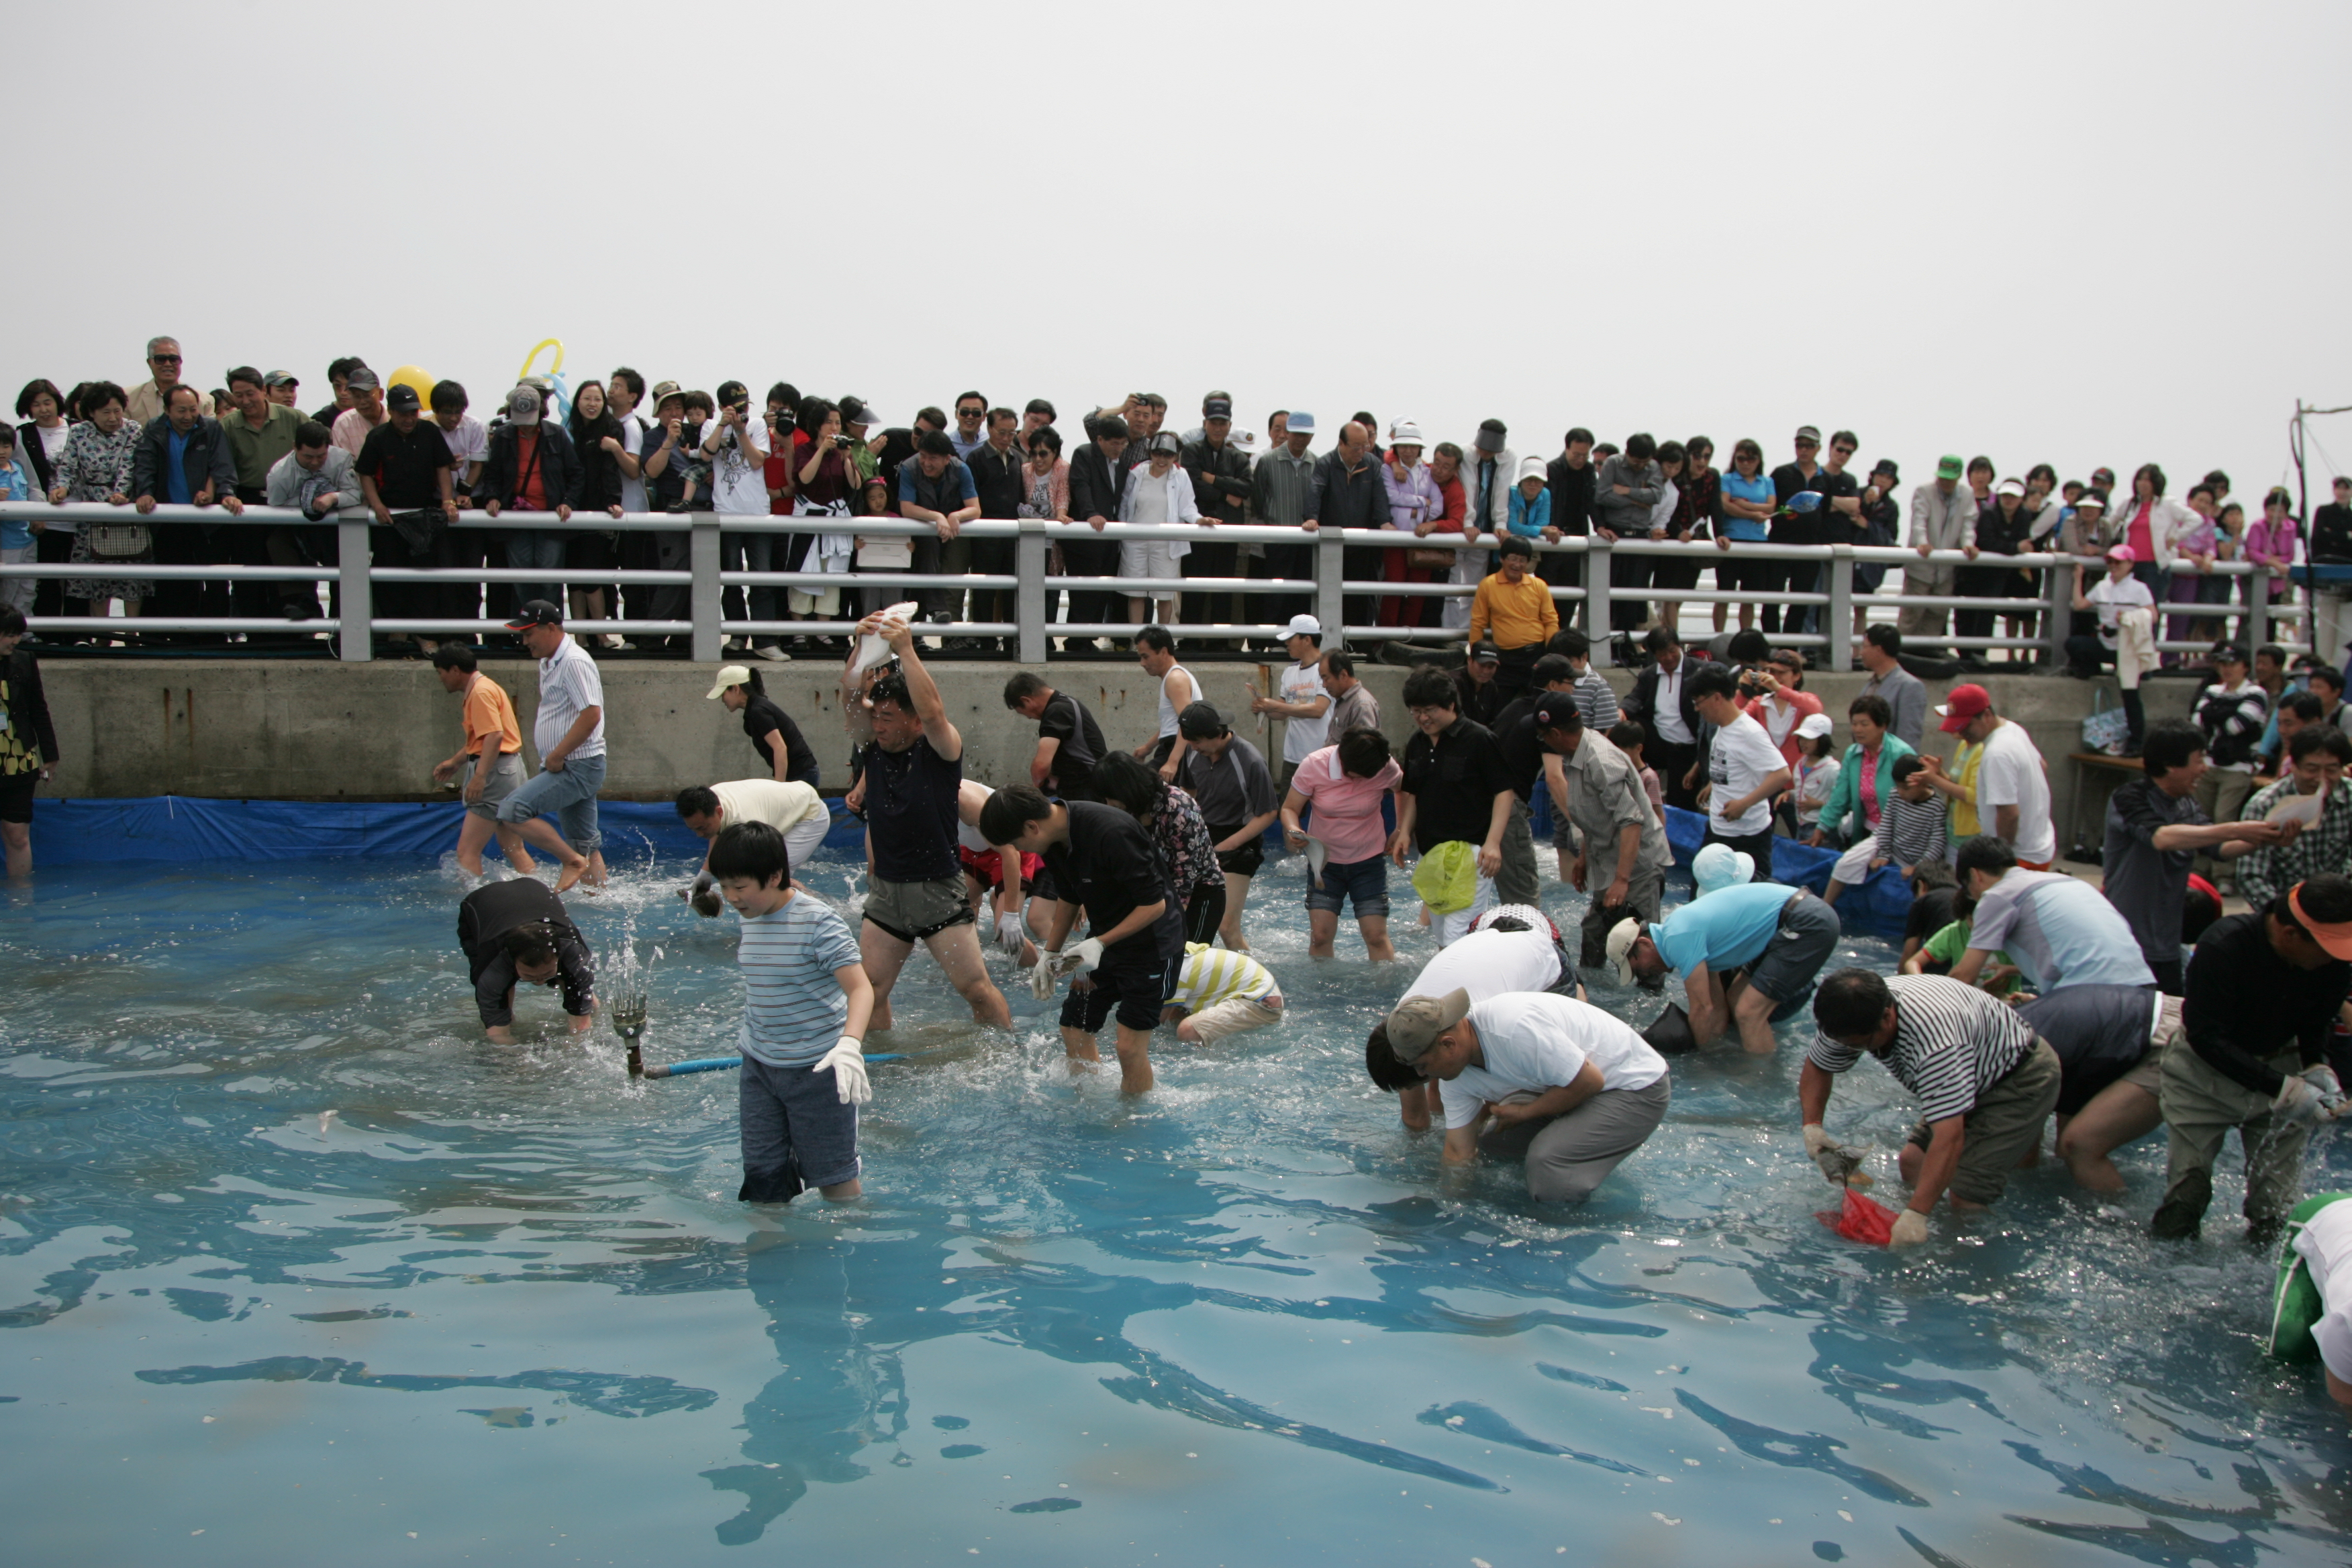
33,652,2191,854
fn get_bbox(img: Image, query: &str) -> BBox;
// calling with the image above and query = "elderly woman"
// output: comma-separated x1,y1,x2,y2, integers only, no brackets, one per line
47,383,152,628
1378,420,1445,629
1091,749,1227,944
1117,431,1203,626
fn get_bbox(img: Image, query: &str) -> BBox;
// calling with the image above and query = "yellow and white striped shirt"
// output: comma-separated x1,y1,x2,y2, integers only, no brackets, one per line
1167,942,1278,1010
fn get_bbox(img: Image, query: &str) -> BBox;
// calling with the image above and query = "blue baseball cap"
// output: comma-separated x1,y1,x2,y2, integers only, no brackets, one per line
1287,411,1315,434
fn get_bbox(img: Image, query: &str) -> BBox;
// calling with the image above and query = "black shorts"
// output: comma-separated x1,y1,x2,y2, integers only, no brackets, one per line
1059,908,1183,1035
1210,823,1265,878
0,769,35,825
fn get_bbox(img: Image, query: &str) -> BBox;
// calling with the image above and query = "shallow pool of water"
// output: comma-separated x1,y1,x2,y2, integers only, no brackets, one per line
5,846,2352,1566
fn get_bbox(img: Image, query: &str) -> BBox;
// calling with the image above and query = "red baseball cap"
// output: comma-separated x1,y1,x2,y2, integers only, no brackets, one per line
1937,683,1992,734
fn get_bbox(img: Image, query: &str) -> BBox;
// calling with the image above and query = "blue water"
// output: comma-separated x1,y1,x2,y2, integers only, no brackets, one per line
6,846,2352,1567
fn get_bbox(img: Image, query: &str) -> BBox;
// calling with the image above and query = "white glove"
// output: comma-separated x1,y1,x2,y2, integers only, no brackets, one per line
995,911,1030,957
1030,949,1062,1001
2275,1073,2331,1128
1066,937,1104,976
1890,1208,1930,1246
813,1036,870,1106
2304,1064,2345,1108
1802,1124,1833,1160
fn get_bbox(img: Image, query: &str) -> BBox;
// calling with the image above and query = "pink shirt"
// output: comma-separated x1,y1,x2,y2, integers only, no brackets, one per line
1290,744,1403,863
332,406,387,457
1857,744,1882,829
1743,690,1825,769
2127,498,2155,562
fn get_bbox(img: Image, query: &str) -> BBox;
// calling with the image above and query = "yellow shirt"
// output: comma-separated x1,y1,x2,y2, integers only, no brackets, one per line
1948,741,1983,837
1168,942,1277,1010
1469,571,1559,650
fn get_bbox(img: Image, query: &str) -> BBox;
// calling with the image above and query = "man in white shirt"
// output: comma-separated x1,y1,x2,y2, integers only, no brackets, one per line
674,779,832,914
1936,683,2055,867
1363,919,1581,1128
700,379,780,658
1689,662,1792,874
494,601,606,890
1383,988,1670,1202
1250,613,1333,791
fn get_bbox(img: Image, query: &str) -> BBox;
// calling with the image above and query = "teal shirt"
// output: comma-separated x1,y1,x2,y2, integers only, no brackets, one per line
1650,882,1794,975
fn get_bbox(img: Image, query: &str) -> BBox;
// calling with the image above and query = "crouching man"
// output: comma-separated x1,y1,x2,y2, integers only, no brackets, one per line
1383,988,1670,1202
457,877,595,1043
1804,969,2062,1243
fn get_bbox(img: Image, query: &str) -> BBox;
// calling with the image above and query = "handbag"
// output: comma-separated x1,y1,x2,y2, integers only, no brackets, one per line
1407,546,1455,571
87,523,152,558
2081,688,2130,755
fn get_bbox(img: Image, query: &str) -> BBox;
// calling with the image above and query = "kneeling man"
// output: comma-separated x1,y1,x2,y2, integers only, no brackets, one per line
1384,988,1671,1202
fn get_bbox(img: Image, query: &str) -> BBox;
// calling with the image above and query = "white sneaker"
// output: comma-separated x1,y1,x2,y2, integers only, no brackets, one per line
753,643,792,662
602,634,634,651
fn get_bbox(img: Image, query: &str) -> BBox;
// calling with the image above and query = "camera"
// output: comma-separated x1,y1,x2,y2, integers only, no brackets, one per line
832,434,852,450
1736,668,1771,699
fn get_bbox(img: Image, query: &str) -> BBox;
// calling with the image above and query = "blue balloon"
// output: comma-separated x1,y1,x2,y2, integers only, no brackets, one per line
1786,490,1825,513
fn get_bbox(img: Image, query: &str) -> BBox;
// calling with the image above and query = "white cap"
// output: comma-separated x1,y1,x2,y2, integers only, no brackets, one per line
704,664,752,700
1283,613,1324,640
1795,712,1834,740
1604,917,1645,986
1996,477,2027,498
1692,842,1757,895
1389,420,1426,447
1516,454,1549,485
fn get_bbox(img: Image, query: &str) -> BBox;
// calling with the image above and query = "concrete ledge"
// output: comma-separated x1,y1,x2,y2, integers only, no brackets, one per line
30,656,2196,850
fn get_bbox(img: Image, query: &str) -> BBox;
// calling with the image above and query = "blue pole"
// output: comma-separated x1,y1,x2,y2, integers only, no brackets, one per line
642,1052,903,1079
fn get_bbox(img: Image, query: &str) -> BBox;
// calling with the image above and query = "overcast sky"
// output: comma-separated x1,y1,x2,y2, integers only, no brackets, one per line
18,1,2351,504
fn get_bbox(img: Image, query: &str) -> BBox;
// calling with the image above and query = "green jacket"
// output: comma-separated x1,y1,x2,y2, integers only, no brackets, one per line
1816,735,1916,844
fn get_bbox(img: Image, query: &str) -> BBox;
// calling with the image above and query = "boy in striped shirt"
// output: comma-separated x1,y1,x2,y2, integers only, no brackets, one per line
712,821,875,1203
1164,942,1285,1044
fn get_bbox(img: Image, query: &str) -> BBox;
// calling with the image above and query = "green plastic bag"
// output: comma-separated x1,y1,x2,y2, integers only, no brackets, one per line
2269,1192,2352,1363
1411,840,1479,916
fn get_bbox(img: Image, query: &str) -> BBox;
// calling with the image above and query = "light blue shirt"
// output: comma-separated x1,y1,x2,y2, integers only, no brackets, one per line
736,893,863,1067
165,429,195,504
0,458,33,550
1650,883,1794,975
1965,869,2155,993
1721,470,1773,542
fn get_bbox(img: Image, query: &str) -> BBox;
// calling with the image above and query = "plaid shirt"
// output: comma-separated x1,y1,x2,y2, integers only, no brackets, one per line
2235,777,2352,908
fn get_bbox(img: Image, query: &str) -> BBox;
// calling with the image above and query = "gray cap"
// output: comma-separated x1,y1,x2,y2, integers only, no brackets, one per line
505,385,542,425
1385,989,1471,1062
344,365,382,392
1148,431,1183,457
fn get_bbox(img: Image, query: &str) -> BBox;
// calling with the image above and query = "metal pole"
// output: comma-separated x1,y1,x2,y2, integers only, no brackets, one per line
2043,556,2072,668
1825,546,1853,670
2247,567,2272,652
1016,519,1048,665
1586,536,1613,642
1316,531,1346,646
690,513,722,664
337,516,372,663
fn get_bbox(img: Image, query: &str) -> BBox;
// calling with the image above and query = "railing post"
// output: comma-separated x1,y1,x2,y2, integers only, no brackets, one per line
1825,546,1853,669
2247,567,2271,652
2044,555,2073,668
1585,535,1612,640
1316,530,1346,646
337,515,372,663
1016,520,1048,665
690,512,722,664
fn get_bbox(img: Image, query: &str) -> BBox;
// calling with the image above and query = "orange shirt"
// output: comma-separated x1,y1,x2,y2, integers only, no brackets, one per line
462,675,524,756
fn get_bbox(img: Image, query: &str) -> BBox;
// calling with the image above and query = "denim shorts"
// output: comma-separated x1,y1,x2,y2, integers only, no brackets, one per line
738,1052,859,1199
496,752,605,852
1305,852,1389,919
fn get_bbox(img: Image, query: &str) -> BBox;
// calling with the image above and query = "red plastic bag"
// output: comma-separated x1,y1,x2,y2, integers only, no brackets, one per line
1816,1187,1901,1246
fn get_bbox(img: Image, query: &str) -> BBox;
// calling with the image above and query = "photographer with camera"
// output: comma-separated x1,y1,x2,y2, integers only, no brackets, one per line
701,379,782,660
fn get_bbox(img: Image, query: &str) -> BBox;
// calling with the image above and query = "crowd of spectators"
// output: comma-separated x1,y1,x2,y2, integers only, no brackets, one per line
8,340,2333,663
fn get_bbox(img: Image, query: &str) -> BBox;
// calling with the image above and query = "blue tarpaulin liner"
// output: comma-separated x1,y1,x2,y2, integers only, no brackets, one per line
27,796,866,868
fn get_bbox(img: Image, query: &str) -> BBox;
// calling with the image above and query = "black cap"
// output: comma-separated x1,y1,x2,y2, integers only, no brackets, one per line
1530,691,1583,731
838,395,875,426
386,383,421,412
1203,396,1234,420
1474,418,1508,454
505,599,565,630
2211,643,2249,665
1871,458,1900,480
1470,641,1501,665
1176,701,1228,740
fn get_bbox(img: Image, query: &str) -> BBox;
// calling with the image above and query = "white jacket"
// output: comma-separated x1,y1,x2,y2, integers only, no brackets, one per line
1461,446,1519,538
2116,493,2198,565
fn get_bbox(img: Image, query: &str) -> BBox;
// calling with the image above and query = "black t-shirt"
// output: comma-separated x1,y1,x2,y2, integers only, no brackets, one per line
2184,910,2352,1097
1042,801,1171,954
1769,460,1824,546
1813,467,1863,546
457,879,593,1028
862,736,962,883
1402,717,1514,852
742,694,818,785
1491,695,1547,803
1038,691,1106,800
967,442,1026,519
1451,667,1509,728
1904,885,1962,949
356,420,454,509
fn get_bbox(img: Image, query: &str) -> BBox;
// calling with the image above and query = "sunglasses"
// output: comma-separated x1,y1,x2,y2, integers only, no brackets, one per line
151,353,182,364
1831,445,1856,456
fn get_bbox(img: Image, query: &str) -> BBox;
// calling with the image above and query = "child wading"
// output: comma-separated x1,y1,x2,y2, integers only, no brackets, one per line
712,820,875,1202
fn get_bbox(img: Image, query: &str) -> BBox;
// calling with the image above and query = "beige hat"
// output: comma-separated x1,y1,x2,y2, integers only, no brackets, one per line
704,664,753,701
1604,918,1646,986
1385,988,1471,1062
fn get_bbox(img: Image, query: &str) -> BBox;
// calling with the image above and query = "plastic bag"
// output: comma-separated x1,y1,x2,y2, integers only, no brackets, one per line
1410,840,1479,916
1816,1187,1901,1246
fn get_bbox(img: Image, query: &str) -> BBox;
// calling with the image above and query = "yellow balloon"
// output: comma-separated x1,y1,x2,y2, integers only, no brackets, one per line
387,364,436,407
516,338,565,383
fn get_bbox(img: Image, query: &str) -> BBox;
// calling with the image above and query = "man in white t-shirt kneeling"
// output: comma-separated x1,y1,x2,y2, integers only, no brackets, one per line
1689,661,1792,875
1383,988,1671,1202
1937,683,2056,869
677,779,833,915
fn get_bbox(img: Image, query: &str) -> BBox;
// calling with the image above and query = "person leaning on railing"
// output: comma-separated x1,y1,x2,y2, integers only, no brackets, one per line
1900,455,1977,651
1468,535,1558,702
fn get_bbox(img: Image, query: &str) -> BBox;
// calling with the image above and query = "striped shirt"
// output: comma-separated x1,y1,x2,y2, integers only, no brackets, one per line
736,892,863,1067
1567,667,1622,730
2235,777,2352,909
1880,791,1948,869
1807,973,2035,1124
1167,942,1278,1010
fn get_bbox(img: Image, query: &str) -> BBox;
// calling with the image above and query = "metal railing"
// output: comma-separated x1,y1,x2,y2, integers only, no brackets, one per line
0,500,2307,665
